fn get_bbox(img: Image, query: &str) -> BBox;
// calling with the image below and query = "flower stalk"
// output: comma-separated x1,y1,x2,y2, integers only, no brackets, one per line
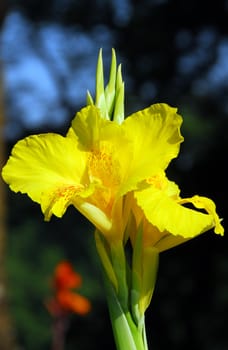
96,230,151,350
105,277,146,350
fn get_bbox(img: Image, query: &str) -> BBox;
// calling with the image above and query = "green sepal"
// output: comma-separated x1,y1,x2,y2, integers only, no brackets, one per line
113,64,125,124
94,230,118,291
87,48,125,122
105,48,117,117
86,90,94,105
131,223,159,321
110,240,129,310
95,49,108,119
139,246,159,315
131,223,144,324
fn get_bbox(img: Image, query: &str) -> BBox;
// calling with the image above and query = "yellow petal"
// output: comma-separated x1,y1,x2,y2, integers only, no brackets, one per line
71,105,135,199
70,105,107,149
179,195,224,235
71,104,184,199
2,131,90,220
135,184,222,239
70,105,128,150
154,233,190,252
120,103,184,191
130,192,189,252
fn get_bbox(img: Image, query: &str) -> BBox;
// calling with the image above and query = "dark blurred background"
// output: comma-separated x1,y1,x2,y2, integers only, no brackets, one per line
0,0,227,349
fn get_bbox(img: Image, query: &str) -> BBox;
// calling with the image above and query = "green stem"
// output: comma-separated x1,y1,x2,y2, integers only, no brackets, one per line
104,273,147,350
142,322,149,350
95,231,149,349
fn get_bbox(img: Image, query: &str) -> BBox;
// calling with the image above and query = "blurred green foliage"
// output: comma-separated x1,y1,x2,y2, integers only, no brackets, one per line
5,193,115,349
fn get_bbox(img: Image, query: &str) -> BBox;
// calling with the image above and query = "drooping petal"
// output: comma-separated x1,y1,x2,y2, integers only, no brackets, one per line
119,103,184,195
128,191,188,252
2,130,91,220
154,232,190,252
135,183,223,239
179,195,224,235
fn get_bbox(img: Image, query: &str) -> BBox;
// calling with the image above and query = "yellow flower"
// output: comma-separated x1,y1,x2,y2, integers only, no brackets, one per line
2,104,223,244
2,104,185,238
2,50,224,350
1,102,223,245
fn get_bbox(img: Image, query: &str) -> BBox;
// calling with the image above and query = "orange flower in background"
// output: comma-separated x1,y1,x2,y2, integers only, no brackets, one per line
46,261,91,317
54,261,82,290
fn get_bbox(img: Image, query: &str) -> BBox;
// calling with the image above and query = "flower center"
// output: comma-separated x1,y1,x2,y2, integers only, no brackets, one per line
87,146,121,215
